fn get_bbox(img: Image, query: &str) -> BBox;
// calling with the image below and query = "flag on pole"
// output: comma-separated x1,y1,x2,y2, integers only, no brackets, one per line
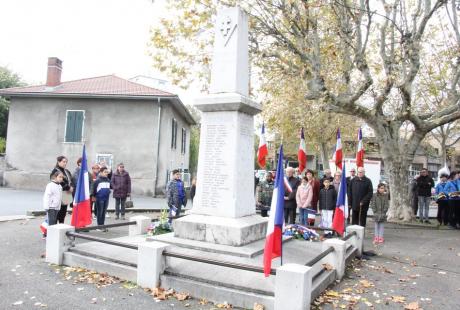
332,128,343,171
263,144,285,277
356,127,364,168
332,163,347,236
298,127,307,174
71,145,92,228
257,123,268,168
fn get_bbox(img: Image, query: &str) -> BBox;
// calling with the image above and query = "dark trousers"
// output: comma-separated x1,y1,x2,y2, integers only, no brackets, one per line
115,198,127,216
47,209,59,226
437,200,449,225
96,200,109,226
412,195,419,218
352,205,369,227
284,207,296,224
57,204,68,224
448,200,460,227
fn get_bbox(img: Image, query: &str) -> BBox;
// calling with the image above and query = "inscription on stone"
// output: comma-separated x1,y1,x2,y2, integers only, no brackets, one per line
200,123,230,208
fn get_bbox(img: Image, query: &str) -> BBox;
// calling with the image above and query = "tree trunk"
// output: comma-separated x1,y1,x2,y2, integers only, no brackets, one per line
384,158,414,222
319,142,330,170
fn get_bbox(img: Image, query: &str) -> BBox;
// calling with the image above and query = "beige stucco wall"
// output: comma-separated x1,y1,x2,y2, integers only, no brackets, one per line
3,96,191,196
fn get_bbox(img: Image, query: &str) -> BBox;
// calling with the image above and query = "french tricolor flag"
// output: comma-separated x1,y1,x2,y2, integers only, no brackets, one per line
332,163,348,236
356,127,364,168
263,145,285,277
71,145,92,228
333,128,343,171
298,127,307,174
257,123,268,168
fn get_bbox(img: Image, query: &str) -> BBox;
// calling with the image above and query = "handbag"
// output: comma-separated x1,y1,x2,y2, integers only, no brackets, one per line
125,197,134,209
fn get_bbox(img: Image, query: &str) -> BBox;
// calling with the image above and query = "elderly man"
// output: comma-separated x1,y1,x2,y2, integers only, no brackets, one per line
348,167,373,227
284,167,300,224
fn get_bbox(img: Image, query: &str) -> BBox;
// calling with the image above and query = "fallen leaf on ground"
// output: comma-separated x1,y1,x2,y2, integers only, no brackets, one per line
359,280,374,288
325,290,341,297
322,263,334,271
199,298,208,305
404,301,422,310
90,298,97,304
438,271,446,275
399,278,409,282
253,303,264,310
215,301,232,308
12,301,23,306
392,296,406,303
175,292,190,301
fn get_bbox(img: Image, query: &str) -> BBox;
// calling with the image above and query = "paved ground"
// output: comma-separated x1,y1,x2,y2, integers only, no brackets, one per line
316,222,460,310
0,215,219,310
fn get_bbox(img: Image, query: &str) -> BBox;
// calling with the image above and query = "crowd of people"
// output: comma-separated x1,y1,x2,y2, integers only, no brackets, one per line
411,168,460,229
43,155,131,234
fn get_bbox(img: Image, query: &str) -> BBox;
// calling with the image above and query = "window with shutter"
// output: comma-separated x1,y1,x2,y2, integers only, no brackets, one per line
65,110,85,142
181,128,186,154
171,118,178,149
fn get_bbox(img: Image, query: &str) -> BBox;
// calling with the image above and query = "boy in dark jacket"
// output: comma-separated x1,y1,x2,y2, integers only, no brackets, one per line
166,169,187,224
92,167,111,229
319,179,337,236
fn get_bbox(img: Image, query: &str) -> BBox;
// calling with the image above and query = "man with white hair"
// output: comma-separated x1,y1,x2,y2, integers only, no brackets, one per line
284,166,300,224
348,167,373,227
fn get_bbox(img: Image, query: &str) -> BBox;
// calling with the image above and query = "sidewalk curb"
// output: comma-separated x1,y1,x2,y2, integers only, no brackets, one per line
387,220,440,229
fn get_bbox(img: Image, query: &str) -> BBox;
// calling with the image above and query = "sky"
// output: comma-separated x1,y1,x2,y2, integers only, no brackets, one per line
0,0,200,103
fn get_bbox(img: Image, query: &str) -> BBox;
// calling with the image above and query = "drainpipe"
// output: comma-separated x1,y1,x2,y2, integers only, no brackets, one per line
154,97,162,196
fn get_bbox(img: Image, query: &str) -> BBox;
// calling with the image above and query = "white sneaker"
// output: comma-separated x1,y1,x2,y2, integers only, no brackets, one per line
92,216,96,220
105,214,110,218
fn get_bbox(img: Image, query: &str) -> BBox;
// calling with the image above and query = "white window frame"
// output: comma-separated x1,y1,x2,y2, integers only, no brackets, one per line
63,110,85,143
96,153,114,170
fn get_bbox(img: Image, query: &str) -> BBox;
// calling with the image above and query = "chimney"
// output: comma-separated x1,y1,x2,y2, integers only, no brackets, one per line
46,57,63,87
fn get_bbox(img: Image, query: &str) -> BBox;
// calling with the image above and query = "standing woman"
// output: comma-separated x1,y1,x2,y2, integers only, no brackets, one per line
50,156,74,224
110,163,131,220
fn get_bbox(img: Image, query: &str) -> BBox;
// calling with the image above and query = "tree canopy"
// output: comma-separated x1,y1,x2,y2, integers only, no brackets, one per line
0,66,23,141
149,0,460,221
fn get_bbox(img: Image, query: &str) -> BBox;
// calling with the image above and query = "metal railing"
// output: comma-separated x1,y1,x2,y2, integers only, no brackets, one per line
66,231,139,250
163,250,277,276
305,246,335,267
75,221,137,232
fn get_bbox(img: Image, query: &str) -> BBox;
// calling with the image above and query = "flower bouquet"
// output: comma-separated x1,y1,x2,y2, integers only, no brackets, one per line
147,209,172,236
283,224,320,241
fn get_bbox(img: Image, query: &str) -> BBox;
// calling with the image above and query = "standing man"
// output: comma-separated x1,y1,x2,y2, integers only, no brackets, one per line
416,168,435,224
111,163,131,220
346,168,356,223
166,169,187,224
348,167,373,227
256,172,275,217
284,167,300,224
410,175,419,219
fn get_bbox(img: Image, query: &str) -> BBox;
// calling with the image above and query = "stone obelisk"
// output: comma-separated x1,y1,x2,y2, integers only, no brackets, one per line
173,6,267,246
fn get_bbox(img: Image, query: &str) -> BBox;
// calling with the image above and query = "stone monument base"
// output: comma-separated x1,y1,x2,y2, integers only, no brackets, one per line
172,214,268,246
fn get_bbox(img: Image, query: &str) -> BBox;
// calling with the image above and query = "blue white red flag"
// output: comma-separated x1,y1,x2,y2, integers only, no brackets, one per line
257,123,268,168
356,127,364,168
298,127,307,174
263,145,285,277
332,163,348,235
332,128,343,171
71,145,92,228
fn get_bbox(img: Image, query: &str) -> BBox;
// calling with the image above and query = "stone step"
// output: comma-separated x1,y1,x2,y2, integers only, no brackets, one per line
160,272,275,310
63,250,137,283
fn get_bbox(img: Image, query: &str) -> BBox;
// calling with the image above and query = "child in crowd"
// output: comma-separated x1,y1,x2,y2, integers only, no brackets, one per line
370,183,389,244
92,167,111,231
43,171,64,234
296,176,313,226
319,178,337,237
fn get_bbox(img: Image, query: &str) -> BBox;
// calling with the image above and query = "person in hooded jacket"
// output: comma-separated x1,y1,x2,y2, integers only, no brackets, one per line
110,163,131,220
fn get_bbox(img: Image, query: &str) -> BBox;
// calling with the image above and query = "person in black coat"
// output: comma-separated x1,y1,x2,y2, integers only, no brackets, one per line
50,155,74,224
284,167,300,224
348,167,373,227
415,168,435,223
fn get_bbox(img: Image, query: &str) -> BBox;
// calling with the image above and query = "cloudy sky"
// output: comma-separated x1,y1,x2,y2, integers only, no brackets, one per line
0,0,199,99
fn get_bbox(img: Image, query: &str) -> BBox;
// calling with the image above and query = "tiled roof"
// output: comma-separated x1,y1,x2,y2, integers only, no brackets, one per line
0,75,176,97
